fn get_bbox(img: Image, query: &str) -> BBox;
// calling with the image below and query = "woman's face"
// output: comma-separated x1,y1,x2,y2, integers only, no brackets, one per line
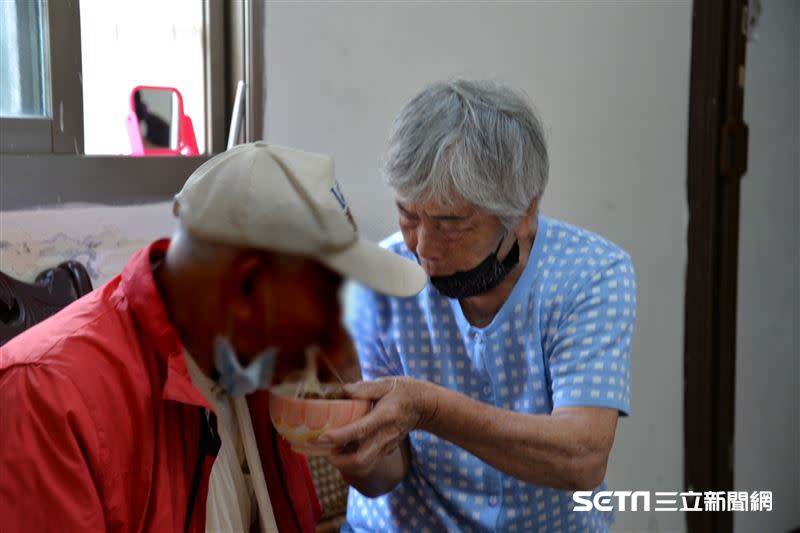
396,195,506,278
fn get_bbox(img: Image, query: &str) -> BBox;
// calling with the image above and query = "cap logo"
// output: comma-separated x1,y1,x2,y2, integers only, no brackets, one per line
331,181,347,209
331,180,358,233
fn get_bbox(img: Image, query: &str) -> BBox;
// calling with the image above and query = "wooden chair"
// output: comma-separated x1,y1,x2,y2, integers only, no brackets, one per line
307,455,349,532
0,261,93,346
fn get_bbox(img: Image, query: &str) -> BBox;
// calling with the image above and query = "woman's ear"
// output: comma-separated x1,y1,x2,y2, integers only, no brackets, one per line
515,198,539,240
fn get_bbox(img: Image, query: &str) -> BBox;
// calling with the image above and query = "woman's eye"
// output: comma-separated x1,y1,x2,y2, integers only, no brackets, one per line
399,211,418,224
440,221,467,234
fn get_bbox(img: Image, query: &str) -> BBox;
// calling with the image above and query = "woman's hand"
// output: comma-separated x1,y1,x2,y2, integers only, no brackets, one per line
318,377,438,479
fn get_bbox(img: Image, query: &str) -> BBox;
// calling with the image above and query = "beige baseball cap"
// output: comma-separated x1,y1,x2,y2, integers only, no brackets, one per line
173,141,426,297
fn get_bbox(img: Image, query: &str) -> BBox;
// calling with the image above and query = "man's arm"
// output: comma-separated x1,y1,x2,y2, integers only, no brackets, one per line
0,365,107,532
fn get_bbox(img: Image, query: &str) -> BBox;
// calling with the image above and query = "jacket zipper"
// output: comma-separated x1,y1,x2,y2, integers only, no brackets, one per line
183,408,220,533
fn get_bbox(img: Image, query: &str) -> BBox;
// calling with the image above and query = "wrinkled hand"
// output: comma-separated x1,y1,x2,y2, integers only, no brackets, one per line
317,377,437,478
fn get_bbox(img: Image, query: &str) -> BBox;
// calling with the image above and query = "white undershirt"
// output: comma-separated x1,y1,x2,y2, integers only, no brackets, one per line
183,350,279,533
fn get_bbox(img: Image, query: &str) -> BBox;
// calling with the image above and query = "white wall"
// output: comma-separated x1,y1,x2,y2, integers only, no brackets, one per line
265,3,692,532
735,1,800,532
0,203,176,287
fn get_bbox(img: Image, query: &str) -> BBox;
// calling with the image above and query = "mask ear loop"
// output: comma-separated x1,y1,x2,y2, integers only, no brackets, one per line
496,228,518,262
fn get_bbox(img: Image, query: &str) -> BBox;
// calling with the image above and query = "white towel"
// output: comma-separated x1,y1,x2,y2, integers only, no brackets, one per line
184,350,279,533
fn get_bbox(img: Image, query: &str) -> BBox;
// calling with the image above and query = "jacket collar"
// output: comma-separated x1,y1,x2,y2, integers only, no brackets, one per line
118,239,211,410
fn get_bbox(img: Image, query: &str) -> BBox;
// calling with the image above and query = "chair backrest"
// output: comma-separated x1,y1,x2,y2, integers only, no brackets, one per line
306,455,349,528
0,261,93,346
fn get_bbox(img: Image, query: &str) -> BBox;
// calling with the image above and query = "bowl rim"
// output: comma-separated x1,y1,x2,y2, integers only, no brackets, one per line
268,382,370,405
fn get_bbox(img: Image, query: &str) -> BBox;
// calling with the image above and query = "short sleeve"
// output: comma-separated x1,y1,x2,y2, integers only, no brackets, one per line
343,282,403,380
546,255,636,416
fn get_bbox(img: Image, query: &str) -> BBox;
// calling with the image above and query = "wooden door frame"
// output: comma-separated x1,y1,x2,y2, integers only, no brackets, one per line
684,0,750,532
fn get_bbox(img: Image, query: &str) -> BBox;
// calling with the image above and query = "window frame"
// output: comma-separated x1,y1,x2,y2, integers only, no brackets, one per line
1,0,262,211
0,0,83,154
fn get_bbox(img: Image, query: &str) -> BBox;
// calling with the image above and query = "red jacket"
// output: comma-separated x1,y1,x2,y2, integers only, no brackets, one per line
0,240,321,533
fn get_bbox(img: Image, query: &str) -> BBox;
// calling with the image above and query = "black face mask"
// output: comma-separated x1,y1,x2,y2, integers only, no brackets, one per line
428,238,520,299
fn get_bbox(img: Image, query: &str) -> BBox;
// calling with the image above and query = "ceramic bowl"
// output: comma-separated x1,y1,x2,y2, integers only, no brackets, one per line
269,382,370,455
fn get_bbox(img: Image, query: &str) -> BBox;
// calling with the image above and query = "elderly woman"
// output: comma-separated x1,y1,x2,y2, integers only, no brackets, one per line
322,80,637,533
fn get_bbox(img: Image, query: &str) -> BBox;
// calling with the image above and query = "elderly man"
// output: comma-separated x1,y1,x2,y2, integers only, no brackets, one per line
322,80,637,532
0,143,426,533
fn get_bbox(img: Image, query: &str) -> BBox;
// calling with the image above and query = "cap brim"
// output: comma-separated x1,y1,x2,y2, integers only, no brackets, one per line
319,238,428,297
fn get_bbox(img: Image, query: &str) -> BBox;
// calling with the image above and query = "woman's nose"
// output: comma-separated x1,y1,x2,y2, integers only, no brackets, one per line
415,223,442,262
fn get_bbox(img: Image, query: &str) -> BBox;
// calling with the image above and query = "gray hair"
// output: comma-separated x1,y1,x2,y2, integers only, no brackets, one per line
383,79,549,231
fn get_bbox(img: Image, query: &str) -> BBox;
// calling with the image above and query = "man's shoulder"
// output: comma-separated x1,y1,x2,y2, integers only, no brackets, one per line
0,278,148,401
0,278,159,454
2,281,119,366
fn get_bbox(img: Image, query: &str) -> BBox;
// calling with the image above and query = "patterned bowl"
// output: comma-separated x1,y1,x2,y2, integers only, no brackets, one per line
268,382,370,455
